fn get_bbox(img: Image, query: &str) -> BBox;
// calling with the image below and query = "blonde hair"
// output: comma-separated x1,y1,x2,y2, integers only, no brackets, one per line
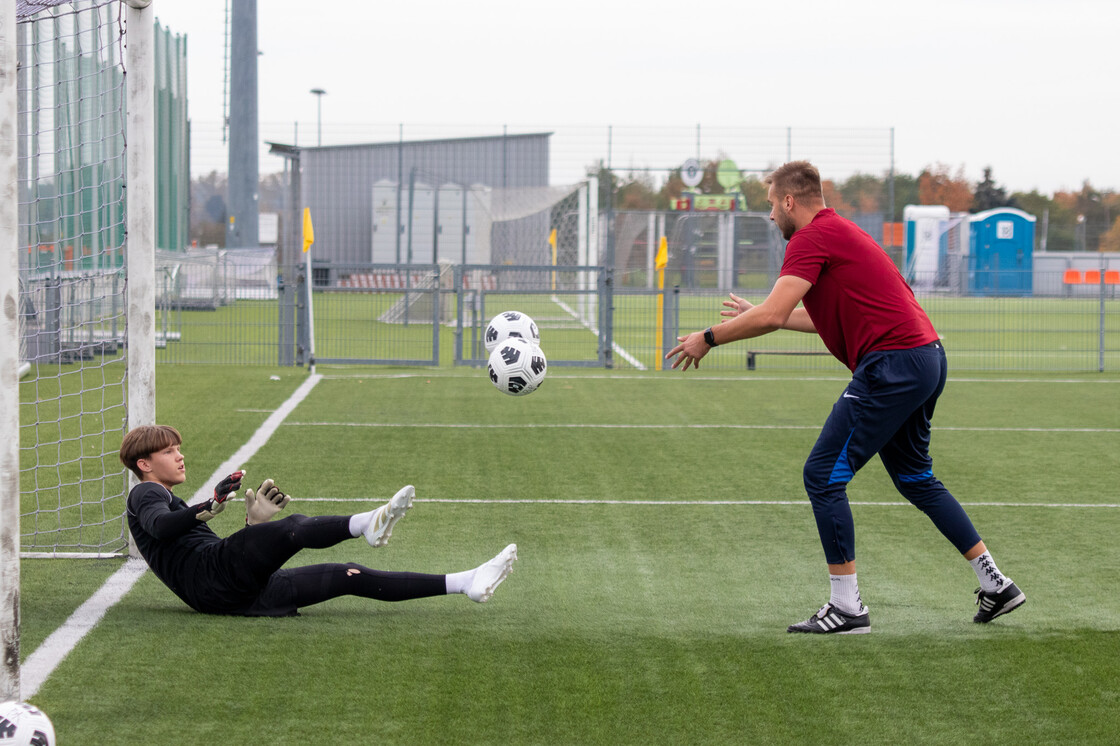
119,425,181,479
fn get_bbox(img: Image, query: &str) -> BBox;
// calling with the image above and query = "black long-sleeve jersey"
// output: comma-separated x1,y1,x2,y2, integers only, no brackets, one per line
127,481,248,613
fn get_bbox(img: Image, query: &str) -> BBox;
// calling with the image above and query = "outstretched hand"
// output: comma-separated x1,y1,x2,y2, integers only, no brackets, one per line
665,330,710,371
212,470,245,504
245,478,291,525
194,498,226,522
196,470,244,522
721,292,754,319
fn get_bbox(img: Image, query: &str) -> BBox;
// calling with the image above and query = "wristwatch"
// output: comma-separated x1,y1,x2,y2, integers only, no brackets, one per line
703,327,718,347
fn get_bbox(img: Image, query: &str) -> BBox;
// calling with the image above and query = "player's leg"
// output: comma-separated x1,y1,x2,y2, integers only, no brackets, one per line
793,349,941,633
222,485,417,587
347,485,414,547
247,544,519,615
879,343,1024,622
794,372,878,633
222,513,355,589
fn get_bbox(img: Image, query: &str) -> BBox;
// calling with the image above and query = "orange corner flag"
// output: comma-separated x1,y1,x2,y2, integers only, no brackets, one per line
302,208,314,253
655,236,668,270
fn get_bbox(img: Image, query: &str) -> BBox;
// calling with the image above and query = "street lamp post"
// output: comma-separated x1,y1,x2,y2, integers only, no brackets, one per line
310,88,326,146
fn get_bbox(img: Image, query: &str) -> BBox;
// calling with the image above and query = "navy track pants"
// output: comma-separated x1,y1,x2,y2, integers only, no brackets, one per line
802,342,982,565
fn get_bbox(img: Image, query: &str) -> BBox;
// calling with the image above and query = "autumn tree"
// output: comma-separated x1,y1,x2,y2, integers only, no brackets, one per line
821,180,855,215
838,173,883,214
918,163,973,212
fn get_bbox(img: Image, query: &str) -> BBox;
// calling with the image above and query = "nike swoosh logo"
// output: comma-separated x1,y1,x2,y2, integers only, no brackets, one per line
842,392,860,399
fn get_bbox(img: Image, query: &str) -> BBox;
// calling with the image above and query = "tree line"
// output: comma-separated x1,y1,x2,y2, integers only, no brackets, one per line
598,160,1119,253
189,163,1119,254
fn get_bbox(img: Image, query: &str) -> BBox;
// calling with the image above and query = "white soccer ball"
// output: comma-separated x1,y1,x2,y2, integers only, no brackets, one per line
484,311,540,352
0,701,56,746
487,337,547,396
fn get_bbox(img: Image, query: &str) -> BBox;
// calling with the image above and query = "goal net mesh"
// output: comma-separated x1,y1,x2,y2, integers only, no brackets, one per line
16,0,128,556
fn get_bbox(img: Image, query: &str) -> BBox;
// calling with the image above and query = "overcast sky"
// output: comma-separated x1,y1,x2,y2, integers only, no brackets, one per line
152,0,1117,195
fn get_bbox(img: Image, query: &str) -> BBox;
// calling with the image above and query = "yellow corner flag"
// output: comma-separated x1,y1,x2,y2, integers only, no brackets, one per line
302,208,315,253
655,236,668,270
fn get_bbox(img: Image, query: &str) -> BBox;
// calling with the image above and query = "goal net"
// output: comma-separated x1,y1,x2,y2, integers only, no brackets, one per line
14,0,130,557
369,180,596,327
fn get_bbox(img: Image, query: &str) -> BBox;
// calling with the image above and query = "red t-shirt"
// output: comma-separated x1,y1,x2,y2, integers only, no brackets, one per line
780,208,939,371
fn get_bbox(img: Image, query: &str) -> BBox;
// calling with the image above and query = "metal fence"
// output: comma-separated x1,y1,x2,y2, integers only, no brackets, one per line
141,258,1120,373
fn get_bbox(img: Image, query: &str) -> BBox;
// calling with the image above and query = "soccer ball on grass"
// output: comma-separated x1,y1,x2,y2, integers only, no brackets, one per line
484,311,540,352
0,701,55,746
487,337,547,396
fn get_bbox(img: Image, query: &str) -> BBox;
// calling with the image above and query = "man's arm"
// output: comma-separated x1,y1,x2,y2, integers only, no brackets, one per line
782,306,817,333
667,275,813,370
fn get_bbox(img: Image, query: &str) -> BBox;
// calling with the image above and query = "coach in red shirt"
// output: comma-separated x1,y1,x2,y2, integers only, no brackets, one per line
667,161,1024,634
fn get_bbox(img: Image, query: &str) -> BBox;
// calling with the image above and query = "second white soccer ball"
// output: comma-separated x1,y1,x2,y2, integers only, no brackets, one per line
0,701,56,746
484,311,540,352
487,337,547,396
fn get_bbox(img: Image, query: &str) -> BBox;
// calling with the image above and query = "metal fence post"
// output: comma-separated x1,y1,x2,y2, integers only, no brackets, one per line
599,267,614,368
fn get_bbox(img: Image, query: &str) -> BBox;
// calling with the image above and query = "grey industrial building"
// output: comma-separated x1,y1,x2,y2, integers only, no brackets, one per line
270,132,569,266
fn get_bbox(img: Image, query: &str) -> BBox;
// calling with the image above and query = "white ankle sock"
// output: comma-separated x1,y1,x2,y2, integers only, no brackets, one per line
348,509,376,538
829,573,864,615
445,569,475,595
969,551,1006,592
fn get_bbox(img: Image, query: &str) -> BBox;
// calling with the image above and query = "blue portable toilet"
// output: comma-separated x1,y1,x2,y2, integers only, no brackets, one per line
968,208,1035,295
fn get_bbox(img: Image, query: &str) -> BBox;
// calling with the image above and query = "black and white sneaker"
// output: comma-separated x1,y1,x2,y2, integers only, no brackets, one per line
973,581,1025,623
787,603,871,635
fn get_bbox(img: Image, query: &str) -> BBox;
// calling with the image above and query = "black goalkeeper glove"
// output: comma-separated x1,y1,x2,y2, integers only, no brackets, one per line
213,470,245,504
195,498,226,522
196,470,244,522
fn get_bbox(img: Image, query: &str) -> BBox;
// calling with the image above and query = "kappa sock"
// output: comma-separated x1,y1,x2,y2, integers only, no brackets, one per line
829,573,865,615
969,551,1007,592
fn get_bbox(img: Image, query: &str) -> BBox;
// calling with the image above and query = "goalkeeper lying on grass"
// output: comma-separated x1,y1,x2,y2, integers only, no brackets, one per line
120,424,517,617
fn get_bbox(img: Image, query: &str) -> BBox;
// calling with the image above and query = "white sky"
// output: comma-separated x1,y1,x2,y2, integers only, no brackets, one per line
152,0,1118,195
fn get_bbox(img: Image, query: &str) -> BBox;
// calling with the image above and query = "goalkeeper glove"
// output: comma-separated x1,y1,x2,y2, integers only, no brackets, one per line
196,470,244,522
195,498,226,522
213,470,245,504
245,478,290,525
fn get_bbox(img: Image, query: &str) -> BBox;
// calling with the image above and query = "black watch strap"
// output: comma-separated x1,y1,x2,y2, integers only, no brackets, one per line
704,327,718,347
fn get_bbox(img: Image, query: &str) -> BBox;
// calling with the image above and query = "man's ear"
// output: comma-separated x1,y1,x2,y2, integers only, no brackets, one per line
136,457,153,475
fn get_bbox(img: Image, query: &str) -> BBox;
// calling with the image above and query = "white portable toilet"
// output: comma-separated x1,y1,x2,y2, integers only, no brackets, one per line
903,205,951,289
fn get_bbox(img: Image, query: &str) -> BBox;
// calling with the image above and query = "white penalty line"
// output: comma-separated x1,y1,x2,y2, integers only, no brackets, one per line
283,421,1120,434
20,373,324,699
290,497,1120,509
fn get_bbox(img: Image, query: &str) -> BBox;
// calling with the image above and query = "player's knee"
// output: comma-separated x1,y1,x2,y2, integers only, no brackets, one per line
804,463,843,496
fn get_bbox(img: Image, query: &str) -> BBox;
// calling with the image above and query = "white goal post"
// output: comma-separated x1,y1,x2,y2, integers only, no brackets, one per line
1,0,156,701
1,0,23,703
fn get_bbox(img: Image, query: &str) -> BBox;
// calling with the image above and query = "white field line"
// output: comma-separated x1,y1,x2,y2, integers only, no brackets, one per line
284,421,1120,434
551,295,646,370
20,374,323,698
312,370,1120,385
285,497,1120,509
21,558,148,698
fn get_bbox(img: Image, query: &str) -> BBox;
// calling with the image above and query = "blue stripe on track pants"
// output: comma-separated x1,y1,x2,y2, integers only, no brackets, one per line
801,342,982,565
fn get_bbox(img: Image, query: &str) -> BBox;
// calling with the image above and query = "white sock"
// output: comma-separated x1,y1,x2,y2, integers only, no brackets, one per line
969,551,1007,592
348,509,377,538
445,569,475,595
829,573,864,615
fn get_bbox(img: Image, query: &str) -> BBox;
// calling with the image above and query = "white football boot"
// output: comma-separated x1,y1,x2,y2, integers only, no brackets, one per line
467,544,519,603
363,485,414,548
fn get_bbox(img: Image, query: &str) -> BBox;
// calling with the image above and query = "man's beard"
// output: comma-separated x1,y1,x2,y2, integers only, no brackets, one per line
775,209,796,240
